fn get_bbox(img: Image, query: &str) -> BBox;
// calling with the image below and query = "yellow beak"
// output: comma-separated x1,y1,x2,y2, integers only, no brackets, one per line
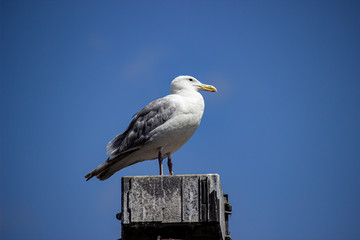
199,84,217,92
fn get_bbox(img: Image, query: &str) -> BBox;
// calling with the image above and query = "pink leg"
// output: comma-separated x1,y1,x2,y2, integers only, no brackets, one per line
167,156,173,175
158,151,163,175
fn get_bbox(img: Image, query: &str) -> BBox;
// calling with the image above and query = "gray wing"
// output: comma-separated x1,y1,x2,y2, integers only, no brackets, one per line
106,97,176,160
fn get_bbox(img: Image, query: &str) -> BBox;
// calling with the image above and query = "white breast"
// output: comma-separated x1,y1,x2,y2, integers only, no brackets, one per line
148,92,205,157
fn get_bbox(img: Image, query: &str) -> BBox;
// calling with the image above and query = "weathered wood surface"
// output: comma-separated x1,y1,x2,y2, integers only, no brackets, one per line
121,174,231,240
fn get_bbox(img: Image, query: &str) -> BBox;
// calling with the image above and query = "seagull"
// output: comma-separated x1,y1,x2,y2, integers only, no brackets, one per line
85,75,217,181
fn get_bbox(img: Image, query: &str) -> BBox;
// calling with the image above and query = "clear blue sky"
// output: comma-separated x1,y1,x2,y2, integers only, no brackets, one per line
1,1,360,239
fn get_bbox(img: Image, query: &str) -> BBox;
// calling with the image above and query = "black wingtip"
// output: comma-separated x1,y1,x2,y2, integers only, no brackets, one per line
85,172,94,181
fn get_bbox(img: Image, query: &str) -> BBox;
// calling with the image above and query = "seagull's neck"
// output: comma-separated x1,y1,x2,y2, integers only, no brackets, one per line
170,90,205,112
171,89,199,97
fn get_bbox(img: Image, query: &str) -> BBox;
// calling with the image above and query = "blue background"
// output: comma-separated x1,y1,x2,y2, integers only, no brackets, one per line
1,1,360,239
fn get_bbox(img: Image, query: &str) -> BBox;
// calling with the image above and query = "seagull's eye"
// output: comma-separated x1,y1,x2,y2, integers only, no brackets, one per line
189,78,194,82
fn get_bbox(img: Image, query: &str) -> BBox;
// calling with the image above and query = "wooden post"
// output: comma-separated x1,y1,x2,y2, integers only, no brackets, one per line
118,174,232,240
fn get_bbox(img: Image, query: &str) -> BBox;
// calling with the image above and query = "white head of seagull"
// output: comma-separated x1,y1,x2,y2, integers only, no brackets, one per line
170,76,217,94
